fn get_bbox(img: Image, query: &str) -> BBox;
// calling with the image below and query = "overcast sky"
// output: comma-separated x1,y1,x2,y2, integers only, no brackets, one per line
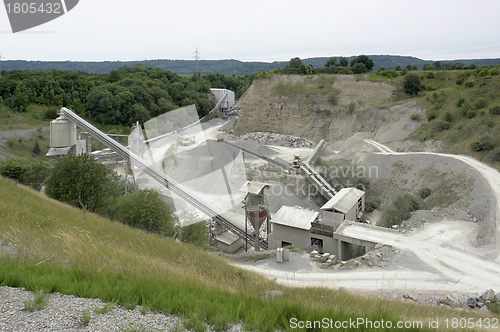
1,0,499,62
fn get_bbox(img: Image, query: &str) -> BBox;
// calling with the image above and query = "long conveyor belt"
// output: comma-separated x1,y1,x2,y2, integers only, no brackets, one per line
59,107,268,249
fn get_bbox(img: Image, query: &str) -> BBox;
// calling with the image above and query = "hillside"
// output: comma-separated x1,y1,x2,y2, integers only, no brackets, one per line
3,55,500,75
1,177,494,331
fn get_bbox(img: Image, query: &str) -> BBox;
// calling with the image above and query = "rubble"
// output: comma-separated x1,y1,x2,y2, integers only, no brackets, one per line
239,132,316,148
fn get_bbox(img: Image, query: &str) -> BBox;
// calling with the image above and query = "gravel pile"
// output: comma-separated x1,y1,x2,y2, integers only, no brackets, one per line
0,286,244,332
239,132,315,148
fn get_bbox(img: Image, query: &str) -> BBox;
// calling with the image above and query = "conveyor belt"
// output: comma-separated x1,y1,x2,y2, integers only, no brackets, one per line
216,139,298,173
59,107,267,249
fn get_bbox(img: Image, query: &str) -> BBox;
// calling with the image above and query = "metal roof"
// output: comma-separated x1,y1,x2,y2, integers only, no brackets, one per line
214,230,240,246
271,206,319,230
239,181,269,195
46,147,71,156
320,211,345,231
320,187,364,214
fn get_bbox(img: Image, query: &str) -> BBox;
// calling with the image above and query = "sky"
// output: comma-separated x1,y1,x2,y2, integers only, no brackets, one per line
1,0,499,62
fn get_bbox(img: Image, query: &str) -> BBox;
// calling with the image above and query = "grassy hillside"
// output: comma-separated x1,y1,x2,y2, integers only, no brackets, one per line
1,177,495,331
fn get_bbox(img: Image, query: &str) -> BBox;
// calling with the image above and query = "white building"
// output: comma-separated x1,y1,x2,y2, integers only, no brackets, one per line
210,88,235,111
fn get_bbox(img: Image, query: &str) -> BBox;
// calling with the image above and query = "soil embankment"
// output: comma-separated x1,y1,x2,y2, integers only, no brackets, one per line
233,75,427,146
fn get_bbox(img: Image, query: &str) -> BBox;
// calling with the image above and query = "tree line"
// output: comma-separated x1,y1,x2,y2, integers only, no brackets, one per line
0,64,249,127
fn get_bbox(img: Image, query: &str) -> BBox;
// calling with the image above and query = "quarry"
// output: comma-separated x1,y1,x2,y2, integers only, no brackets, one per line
42,74,500,310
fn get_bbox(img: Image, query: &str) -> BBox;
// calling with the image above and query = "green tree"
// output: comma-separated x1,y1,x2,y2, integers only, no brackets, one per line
403,73,421,95
352,62,368,74
339,57,348,67
350,55,374,71
45,154,120,214
289,57,303,69
325,57,338,68
0,157,50,190
115,189,175,236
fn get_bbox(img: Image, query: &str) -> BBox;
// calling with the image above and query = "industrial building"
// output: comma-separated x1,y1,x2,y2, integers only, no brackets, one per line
320,187,365,222
268,188,372,260
210,88,235,112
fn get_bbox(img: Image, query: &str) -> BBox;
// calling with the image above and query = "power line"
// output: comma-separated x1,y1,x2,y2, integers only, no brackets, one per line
193,47,201,85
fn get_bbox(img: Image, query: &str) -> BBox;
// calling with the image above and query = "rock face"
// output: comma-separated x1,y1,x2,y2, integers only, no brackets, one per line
233,75,425,144
239,132,316,148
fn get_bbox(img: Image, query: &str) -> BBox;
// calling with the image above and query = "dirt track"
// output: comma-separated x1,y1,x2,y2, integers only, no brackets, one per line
233,139,500,296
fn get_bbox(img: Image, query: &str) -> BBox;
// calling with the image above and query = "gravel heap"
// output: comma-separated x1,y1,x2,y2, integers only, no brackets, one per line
239,132,315,148
0,286,244,332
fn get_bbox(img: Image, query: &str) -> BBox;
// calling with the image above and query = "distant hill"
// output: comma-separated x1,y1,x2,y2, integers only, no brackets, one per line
1,55,500,75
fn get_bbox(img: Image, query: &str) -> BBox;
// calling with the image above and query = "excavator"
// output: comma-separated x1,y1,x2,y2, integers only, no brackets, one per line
180,136,195,146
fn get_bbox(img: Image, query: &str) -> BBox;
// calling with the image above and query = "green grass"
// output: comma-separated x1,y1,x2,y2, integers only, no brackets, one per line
23,289,48,311
0,104,53,131
78,308,91,326
0,177,497,331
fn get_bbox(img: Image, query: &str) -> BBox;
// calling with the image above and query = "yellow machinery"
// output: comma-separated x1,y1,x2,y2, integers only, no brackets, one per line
292,155,302,168
181,136,195,146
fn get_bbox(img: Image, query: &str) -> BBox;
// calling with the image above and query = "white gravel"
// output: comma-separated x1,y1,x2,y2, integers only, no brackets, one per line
0,286,184,332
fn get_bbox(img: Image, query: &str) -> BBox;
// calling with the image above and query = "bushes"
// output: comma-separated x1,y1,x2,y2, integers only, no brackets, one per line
470,133,494,152
435,121,450,132
489,106,500,115
327,92,338,105
115,189,176,236
488,147,500,162
475,98,487,110
410,112,420,120
45,154,121,214
427,110,437,121
418,188,431,199
403,73,421,95
380,194,422,228
365,196,381,213
0,157,51,190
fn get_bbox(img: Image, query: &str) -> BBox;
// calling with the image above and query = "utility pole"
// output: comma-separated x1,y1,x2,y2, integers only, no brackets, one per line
193,47,200,88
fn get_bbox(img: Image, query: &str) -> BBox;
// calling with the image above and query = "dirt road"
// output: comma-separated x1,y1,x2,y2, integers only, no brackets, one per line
233,140,500,295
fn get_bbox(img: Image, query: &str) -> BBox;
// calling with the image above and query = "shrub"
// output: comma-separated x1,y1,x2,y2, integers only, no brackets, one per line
466,109,477,118
365,196,381,213
457,98,465,107
327,92,337,105
403,73,421,95
418,188,431,199
0,157,51,190
45,154,121,214
491,69,499,76
475,98,487,110
465,81,474,88
471,133,495,152
444,112,453,123
435,121,451,132
380,194,421,228
410,112,420,120
479,69,489,77
488,147,500,162
456,78,465,85
115,189,176,236
347,102,355,114
489,106,500,115
427,110,437,121
426,72,435,79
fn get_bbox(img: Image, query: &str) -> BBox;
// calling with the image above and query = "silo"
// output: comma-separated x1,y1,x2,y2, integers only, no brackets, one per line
50,115,77,148
239,181,269,251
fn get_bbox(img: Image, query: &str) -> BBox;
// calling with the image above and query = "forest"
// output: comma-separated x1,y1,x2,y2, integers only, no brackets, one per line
0,64,249,127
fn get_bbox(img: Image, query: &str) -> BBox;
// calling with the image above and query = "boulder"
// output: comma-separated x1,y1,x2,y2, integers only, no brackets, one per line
310,250,319,258
443,296,461,308
465,297,478,308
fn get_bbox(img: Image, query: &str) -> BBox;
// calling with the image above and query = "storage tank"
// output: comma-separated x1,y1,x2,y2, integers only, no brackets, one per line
50,115,76,148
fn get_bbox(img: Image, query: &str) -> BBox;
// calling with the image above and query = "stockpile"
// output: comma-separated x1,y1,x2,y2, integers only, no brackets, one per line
240,132,316,148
